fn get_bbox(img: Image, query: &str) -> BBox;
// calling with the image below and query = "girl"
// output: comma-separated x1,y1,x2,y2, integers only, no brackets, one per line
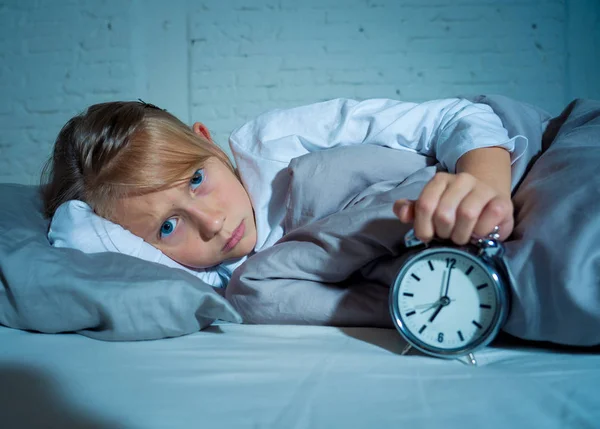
42,98,525,288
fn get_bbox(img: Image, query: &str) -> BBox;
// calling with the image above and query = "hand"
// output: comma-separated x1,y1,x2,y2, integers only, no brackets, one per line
393,172,514,245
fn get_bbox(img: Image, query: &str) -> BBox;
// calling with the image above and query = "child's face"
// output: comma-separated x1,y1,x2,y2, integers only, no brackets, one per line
113,157,257,269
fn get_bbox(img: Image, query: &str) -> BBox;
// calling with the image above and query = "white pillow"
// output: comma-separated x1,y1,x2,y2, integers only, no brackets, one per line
49,200,229,288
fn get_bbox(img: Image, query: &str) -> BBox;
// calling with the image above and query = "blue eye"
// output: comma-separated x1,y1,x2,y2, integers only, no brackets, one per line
160,218,177,238
190,169,205,190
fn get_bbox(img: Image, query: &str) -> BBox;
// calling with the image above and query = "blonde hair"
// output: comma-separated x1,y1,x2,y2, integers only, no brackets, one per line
41,101,234,220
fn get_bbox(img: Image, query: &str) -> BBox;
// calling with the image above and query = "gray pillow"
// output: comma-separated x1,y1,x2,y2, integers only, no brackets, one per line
504,99,600,346
0,184,241,341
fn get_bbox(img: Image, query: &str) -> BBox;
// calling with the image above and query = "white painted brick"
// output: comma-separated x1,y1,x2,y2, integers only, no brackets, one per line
229,101,287,122
23,96,66,115
27,35,74,54
197,55,284,72
0,0,139,184
239,39,326,56
1,0,593,185
234,70,279,87
190,38,240,56
193,70,237,88
78,47,130,65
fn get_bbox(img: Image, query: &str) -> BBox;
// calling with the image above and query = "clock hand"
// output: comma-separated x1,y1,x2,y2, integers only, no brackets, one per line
443,266,453,297
414,300,441,310
428,304,443,323
418,302,440,314
417,299,456,314
416,271,454,314
415,298,455,308
439,269,447,298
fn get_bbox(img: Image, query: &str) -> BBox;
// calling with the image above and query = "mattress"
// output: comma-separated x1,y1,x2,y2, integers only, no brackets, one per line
1,323,598,429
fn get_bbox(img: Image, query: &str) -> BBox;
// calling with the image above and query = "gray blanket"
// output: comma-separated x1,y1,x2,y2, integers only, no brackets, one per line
226,95,600,346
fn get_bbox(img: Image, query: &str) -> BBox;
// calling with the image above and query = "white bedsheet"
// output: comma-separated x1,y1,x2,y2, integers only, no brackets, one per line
1,323,598,429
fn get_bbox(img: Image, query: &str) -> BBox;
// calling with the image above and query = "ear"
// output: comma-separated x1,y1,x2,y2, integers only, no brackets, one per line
192,122,213,141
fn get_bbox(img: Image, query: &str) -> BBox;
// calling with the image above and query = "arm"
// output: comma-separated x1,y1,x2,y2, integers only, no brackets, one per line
456,146,511,197
229,97,524,173
229,97,521,247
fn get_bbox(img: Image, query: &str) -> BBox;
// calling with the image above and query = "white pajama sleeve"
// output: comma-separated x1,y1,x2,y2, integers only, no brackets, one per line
232,97,527,174
426,98,528,173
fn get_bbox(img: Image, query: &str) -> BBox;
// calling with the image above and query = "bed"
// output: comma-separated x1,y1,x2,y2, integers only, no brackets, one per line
2,95,600,428
2,323,599,429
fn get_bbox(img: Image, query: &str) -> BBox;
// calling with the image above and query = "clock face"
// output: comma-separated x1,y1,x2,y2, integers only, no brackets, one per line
392,248,500,354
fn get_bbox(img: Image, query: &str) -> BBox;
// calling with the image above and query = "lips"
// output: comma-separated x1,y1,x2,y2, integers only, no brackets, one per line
222,221,245,253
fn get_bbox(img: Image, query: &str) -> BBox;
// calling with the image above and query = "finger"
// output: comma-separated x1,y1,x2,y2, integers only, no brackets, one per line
450,188,490,245
414,173,449,243
393,200,416,223
393,199,408,222
496,215,515,241
475,196,514,240
405,200,415,223
434,173,476,240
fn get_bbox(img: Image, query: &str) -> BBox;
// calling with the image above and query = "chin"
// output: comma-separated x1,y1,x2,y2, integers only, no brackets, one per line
238,238,256,258
179,262,216,270
175,256,222,270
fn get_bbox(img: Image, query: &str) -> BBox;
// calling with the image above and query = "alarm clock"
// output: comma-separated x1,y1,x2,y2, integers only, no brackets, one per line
389,226,512,365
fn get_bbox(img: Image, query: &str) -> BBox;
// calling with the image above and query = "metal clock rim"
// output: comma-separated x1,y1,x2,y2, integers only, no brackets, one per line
389,246,510,359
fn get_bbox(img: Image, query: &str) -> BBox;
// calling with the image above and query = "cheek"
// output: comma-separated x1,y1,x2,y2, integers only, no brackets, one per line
160,228,196,262
163,240,201,267
214,183,240,210
230,181,251,208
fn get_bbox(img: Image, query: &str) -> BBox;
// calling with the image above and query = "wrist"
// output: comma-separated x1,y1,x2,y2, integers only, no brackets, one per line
456,147,512,197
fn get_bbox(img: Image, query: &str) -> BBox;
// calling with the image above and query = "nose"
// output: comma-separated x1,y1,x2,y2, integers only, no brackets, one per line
188,203,225,239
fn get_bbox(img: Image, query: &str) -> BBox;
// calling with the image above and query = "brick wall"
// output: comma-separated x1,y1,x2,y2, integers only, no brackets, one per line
0,0,139,184
0,0,598,184
188,0,570,152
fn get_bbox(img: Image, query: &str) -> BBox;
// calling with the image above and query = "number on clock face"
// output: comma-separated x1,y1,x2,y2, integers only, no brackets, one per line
395,250,498,351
